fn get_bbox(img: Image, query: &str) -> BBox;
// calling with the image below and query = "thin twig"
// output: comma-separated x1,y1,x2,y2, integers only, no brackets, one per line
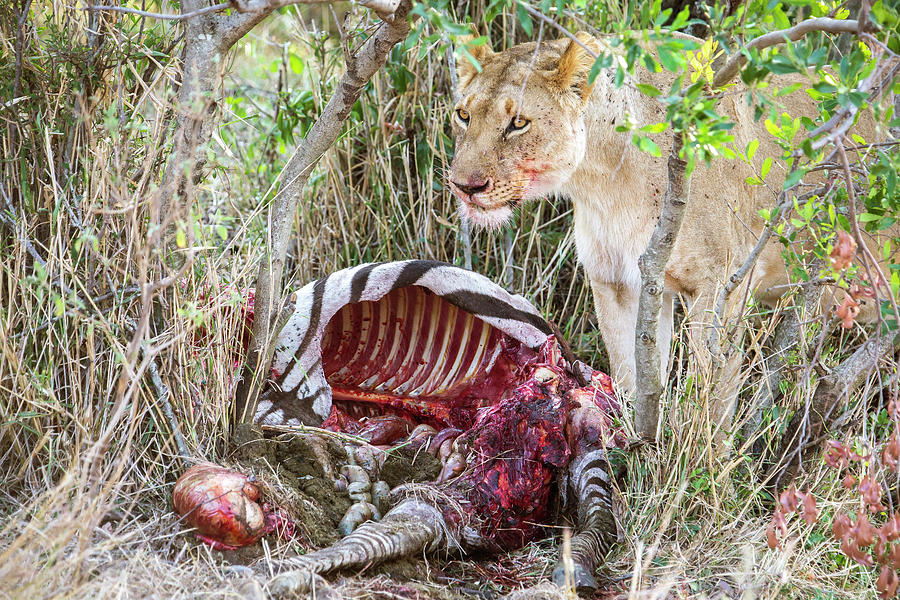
517,2,598,60
80,2,229,21
234,0,415,427
147,353,191,459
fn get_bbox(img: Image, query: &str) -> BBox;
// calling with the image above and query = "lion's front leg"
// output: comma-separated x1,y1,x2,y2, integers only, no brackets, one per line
590,280,674,396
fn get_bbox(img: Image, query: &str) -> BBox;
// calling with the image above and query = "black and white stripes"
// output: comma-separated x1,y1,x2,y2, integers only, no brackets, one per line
255,260,553,426
553,448,618,591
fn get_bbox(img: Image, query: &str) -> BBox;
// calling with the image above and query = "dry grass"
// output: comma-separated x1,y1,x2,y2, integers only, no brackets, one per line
0,2,892,599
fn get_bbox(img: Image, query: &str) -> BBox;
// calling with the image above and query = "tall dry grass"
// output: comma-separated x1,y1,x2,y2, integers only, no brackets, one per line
0,1,892,598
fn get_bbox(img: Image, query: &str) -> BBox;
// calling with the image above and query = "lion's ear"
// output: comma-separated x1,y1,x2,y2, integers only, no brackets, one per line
456,35,494,90
549,32,598,102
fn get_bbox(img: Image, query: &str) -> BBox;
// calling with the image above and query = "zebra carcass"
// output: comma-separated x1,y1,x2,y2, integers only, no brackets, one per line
181,260,626,595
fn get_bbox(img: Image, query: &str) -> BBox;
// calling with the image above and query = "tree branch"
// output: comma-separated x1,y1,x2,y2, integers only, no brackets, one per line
712,18,861,88
233,0,414,426
81,3,229,21
84,0,400,23
633,135,689,441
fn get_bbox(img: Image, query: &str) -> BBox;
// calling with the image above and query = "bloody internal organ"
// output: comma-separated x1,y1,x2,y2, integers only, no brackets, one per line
320,286,533,431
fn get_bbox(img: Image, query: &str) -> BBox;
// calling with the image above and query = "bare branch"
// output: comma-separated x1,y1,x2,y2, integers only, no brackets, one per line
80,3,229,21
742,266,824,455
147,351,191,460
706,185,829,361
837,137,900,331
633,135,689,441
809,56,900,151
712,18,860,89
82,0,401,22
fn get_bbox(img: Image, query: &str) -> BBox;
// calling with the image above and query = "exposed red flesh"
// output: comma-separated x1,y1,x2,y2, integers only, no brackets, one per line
172,463,295,550
452,340,575,550
355,414,415,445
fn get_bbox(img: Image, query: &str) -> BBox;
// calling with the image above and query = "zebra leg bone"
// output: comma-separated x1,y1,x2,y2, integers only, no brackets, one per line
269,498,456,598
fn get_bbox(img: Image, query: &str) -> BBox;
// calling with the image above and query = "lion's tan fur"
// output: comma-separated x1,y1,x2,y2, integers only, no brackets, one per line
449,33,890,432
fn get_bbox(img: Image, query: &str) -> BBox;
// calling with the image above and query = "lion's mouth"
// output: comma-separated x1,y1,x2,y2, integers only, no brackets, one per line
456,196,519,230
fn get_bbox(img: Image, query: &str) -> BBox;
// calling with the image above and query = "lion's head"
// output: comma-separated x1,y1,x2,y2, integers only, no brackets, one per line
449,33,600,229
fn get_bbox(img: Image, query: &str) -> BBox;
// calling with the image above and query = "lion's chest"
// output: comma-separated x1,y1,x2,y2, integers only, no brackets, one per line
564,169,660,290
569,191,651,290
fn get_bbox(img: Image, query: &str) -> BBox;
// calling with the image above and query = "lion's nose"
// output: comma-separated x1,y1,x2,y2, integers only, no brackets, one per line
452,178,493,196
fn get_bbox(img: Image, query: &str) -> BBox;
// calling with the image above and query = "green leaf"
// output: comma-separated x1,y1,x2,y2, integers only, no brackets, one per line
774,82,802,97
633,135,661,157
657,45,681,72
669,5,691,30
636,83,662,97
760,156,772,180
783,168,805,190
639,122,667,133
858,213,882,222
588,54,613,84
289,53,304,75
746,139,759,162
516,2,533,36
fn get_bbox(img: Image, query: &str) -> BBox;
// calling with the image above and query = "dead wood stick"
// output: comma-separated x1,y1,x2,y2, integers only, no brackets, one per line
632,13,883,442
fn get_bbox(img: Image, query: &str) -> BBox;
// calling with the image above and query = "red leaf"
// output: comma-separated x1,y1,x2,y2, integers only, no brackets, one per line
860,476,885,512
801,492,818,525
885,514,900,543
780,485,800,513
843,473,858,489
836,296,861,329
889,400,900,421
842,535,874,567
829,230,857,271
834,513,852,541
766,524,780,549
825,440,849,469
877,566,899,600
774,508,788,536
884,434,900,471
888,543,900,570
853,511,878,547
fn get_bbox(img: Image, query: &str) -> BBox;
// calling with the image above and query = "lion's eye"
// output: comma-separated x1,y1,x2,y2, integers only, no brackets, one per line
456,108,470,124
507,116,530,133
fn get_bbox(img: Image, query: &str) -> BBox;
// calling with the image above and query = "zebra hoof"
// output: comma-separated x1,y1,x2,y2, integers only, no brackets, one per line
552,562,598,594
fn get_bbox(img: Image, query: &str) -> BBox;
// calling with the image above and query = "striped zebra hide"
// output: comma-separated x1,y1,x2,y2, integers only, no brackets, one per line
255,260,558,427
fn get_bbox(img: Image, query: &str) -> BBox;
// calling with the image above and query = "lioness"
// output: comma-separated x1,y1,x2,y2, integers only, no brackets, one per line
448,32,885,433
